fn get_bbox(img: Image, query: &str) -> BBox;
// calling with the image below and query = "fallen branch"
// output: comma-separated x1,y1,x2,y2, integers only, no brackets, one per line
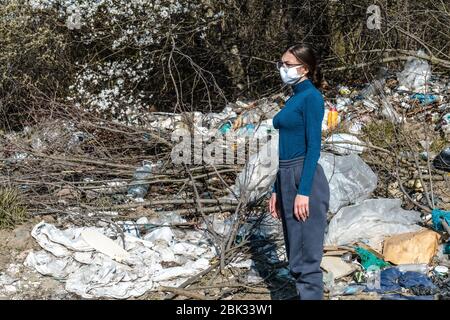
158,286,210,300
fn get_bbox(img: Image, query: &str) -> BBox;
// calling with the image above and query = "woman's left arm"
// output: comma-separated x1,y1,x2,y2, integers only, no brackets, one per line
297,92,324,196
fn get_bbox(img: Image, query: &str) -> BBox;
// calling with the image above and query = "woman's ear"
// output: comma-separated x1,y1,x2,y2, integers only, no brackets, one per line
297,65,309,77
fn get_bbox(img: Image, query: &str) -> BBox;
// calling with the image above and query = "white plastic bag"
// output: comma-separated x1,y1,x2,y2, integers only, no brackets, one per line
325,133,366,155
228,134,279,203
397,51,431,93
143,227,174,245
325,198,423,252
319,152,377,214
25,222,217,299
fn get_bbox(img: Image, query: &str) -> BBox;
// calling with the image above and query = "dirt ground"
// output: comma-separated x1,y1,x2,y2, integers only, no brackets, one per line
0,218,76,300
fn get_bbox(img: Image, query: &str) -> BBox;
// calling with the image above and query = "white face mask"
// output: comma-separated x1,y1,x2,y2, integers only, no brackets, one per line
279,65,305,85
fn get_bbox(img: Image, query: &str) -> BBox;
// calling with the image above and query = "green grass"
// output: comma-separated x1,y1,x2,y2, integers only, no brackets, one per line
430,137,447,154
362,120,396,149
0,187,27,229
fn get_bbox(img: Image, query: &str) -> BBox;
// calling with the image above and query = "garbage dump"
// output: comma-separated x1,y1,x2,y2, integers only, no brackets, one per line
1,50,450,300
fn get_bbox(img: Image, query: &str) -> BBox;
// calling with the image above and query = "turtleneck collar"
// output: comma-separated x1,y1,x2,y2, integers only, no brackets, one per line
292,78,313,94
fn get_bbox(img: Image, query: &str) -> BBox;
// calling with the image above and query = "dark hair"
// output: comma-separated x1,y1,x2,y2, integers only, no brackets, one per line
285,44,322,88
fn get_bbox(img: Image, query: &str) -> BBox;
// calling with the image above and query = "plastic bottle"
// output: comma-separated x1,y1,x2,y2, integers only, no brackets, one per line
398,264,429,274
127,161,155,199
366,265,381,290
359,67,387,98
327,103,338,130
323,271,335,294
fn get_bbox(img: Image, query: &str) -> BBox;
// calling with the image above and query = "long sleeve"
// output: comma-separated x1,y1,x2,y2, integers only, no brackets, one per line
272,179,277,193
297,93,324,196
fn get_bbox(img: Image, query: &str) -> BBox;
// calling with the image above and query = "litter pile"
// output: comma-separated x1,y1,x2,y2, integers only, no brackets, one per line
1,51,449,300
25,220,215,299
314,52,450,300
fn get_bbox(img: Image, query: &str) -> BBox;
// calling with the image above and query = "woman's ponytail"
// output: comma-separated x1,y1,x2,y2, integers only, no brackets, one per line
311,64,322,89
286,43,322,89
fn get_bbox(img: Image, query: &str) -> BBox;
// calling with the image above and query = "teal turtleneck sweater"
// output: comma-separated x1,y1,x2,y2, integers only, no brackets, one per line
271,78,325,196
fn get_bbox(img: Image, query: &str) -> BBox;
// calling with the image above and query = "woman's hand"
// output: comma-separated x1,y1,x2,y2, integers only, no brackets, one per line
269,193,280,219
294,194,309,221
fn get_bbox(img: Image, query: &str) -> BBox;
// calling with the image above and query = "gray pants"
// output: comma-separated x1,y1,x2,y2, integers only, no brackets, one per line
274,155,330,300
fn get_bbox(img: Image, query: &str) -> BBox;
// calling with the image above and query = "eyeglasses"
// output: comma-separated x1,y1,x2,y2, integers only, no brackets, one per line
276,61,304,70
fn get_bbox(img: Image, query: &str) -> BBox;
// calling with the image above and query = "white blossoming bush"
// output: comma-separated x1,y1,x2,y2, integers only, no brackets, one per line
66,59,154,123
24,0,222,124
4,0,449,130
2,0,333,130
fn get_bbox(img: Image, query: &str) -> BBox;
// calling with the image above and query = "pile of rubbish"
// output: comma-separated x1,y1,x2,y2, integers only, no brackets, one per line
1,51,449,300
25,218,215,299
321,207,450,300
316,53,450,300
22,212,287,299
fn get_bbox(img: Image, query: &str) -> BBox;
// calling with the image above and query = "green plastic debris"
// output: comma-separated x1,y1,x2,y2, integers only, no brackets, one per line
353,270,366,283
355,247,390,270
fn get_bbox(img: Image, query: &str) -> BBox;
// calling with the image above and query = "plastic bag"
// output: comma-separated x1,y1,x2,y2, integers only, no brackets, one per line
325,133,366,155
228,134,279,203
318,152,377,214
325,198,423,251
397,51,431,93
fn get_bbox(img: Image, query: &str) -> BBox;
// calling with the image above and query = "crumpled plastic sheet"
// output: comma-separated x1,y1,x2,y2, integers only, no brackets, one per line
397,51,432,93
229,135,279,204
380,98,403,124
325,133,366,155
143,227,175,244
228,149,377,214
318,152,378,214
24,222,216,299
325,198,423,251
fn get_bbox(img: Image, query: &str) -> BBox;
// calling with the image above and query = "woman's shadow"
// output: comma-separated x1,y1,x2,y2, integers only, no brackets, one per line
245,212,298,300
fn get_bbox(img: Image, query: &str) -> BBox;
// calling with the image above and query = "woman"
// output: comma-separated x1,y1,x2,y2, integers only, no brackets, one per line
269,44,330,300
